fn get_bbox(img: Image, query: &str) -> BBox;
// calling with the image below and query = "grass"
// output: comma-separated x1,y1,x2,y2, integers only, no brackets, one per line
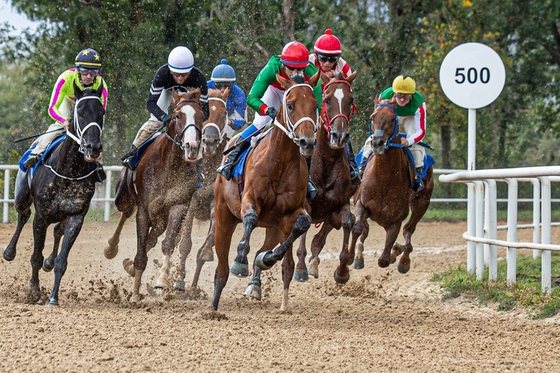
432,252,560,319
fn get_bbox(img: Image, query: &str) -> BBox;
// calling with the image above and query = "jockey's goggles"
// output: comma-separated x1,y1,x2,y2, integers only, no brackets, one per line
394,92,412,99
78,68,99,78
317,54,340,63
171,71,191,78
215,83,232,90
284,64,304,73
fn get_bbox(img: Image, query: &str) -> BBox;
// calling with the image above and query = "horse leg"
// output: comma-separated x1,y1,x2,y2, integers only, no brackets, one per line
28,218,48,304
280,244,295,312
255,212,311,270
104,206,135,260
350,199,369,270
333,207,356,284
379,223,402,268
43,220,66,272
48,215,85,306
308,223,333,279
122,222,164,278
211,203,238,311
174,206,196,291
156,204,189,289
354,221,370,269
293,231,308,282
189,212,216,290
230,208,258,277
130,208,151,303
3,171,32,262
245,227,283,300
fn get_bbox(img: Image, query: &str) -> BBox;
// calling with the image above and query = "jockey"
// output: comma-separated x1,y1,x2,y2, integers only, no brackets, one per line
207,59,247,140
23,48,109,172
216,41,323,199
309,28,360,185
367,75,428,191
121,45,209,184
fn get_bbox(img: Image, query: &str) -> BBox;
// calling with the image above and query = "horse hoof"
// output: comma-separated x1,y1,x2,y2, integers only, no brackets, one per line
122,258,135,277
293,269,308,282
173,281,186,291
3,248,15,262
154,278,169,289
230,262,249,277
333,269,350,284
47,298,59,307
43,258,54,272
255,251,274,270
243,283,262,300
397,262,410,274
104,244,118,260
129,295,139,304
199,250,214,262
353,258,365,270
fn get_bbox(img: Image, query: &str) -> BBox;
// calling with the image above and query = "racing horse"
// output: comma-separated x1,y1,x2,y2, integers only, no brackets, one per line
348,98,434,275
211,73,320,311
106,89,204,302
3,84,105,306
172,88,230,291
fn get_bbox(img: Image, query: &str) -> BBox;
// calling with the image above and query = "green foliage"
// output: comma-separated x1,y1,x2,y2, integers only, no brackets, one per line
433,252,560,319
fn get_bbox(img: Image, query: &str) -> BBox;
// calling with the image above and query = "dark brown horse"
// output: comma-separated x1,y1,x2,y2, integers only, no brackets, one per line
211,73,320,311
172,88,230,291
348,98,433,275
104,89,204,302
3,85,105,306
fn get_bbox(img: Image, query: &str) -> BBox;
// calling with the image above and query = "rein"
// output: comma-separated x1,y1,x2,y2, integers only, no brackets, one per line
202,96,228,144
371,103,402,151
320,79,359,137
273,83,319,143
165,98,202,149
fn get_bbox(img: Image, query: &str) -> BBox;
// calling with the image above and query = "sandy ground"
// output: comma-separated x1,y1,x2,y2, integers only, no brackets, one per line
0,218,559,373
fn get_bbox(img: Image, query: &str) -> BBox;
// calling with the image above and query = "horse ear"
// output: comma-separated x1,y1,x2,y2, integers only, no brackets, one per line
276,74,291,89
307,71,320,88
320,72,330,85
347,70,358,85
374,94,382,105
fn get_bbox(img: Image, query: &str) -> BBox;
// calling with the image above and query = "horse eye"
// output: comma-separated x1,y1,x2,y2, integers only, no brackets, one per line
287,103,294,111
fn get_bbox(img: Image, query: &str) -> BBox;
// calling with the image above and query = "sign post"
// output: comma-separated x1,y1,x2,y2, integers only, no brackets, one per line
439,42,506,276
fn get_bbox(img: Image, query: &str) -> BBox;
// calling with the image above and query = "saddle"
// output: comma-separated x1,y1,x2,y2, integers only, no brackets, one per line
232,127,272,196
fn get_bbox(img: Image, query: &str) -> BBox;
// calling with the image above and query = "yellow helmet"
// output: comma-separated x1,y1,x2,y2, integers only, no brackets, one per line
392,75,416,94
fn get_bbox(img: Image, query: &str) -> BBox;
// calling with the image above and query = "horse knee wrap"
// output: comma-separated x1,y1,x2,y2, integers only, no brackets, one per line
293,213,311,237
243,211,258,231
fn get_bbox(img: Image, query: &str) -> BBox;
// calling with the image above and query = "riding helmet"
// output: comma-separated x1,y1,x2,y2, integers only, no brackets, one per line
168,46,195,73
75,48,102,69
211,59,236,84
392,75,416,94
313,29,342,55
280,41,309,69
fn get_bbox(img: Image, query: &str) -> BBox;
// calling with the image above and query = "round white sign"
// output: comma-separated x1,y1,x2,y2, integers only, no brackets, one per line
439,42,506,109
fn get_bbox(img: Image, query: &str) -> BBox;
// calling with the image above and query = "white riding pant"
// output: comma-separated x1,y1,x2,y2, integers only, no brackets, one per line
399,116,425,169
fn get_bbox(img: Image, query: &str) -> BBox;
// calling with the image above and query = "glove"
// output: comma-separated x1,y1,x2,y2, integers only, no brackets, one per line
265,107,278,120
161,114,171,127
400,137,409,147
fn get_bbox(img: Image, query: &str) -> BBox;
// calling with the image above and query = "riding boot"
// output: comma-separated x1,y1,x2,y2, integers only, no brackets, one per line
306,156,318,199
358,153,368,176
217,137,249,180
121,145,138,171
96,164,107,182
23,153,42,170
346,140,361,185
413,166,424,192
196,158,204,188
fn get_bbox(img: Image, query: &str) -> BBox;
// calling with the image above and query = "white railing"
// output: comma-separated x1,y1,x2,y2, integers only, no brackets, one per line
440,166,560,294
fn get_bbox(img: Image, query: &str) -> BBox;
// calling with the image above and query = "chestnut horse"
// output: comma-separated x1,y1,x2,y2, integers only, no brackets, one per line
173,88,230,291
105,89,204,302
211,73,320,311
3,85,105,306
348,98,433,275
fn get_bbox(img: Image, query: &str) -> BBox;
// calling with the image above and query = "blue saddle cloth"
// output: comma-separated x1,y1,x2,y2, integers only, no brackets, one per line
357,144,435,180
129,137,157,170
232,147,251,180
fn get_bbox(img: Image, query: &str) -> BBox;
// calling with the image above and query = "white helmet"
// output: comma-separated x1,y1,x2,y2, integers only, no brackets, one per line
168,46,194,73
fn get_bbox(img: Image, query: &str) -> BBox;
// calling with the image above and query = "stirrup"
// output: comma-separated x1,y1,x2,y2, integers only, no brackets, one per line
122,156,135,171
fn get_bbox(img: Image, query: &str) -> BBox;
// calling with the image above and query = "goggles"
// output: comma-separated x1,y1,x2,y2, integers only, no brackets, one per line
284,65,304,73
171,71,190,78
394,92,412,99
215,83,232,90
79,68,99,78
317,54,340,63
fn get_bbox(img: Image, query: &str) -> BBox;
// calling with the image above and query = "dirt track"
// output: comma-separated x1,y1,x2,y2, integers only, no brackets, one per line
0,219,559,372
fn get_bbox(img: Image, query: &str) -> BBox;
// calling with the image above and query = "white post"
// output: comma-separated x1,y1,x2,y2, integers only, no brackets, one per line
466,108,477,275
505,178,518,285
3,169,10,224
539,177,552,293
484,179,498,281
531,179,541,259
474,181,485,280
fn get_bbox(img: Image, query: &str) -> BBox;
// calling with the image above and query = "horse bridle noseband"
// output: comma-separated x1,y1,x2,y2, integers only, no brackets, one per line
202,96,228,143
166,98,202,149
273,83,319,143
66,95,104,155
320,79,359,138
371,103,402,151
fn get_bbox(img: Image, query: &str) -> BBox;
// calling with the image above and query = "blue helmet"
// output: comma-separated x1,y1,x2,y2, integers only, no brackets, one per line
211,59,236,84
75,48,102,69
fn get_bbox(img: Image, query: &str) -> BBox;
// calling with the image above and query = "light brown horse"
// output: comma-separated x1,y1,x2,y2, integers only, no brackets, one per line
105,89,204,302
348,98,433,275
211,73,320,311
173,88,230,291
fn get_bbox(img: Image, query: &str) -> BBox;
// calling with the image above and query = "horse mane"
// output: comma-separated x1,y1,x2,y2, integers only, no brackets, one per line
172,88,201,106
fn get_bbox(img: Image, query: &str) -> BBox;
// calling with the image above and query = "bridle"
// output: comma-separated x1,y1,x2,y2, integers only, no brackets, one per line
273,83,319,144
202,96,228,144
370,102,401,151
65,95,104,155
166,98,202,150
320,79,359,138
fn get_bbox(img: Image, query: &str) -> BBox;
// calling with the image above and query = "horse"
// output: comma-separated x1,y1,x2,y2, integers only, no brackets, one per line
3,84,105,306
104,89,204,302
348,98,434,275
211,73,320,311
171,87,230,291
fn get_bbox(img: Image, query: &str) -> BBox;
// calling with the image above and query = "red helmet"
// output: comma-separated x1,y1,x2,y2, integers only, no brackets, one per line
314,28,342,55
280,41,309,68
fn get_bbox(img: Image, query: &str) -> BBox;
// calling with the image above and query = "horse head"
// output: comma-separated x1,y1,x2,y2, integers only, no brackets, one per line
369,98,399,156
202,87,229,156
169,88,204,162
69,82,105,162
320,71,358,149
275,72,320,158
